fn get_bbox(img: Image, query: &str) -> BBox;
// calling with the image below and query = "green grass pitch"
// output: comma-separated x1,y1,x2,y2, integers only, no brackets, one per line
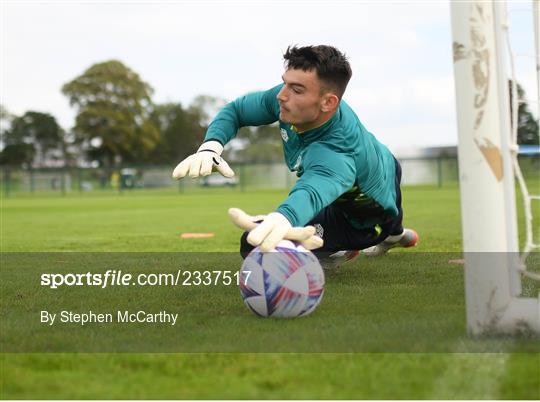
1,185,539,399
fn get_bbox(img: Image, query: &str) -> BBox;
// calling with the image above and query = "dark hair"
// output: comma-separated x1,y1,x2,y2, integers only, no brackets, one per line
283,45,352,98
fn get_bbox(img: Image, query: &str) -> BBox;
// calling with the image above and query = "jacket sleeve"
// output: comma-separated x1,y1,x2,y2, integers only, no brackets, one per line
203,84,282,145
276,143,356,226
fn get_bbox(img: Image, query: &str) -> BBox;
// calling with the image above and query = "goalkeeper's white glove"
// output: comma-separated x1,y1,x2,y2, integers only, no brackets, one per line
172,140,234,179
228,208,324,252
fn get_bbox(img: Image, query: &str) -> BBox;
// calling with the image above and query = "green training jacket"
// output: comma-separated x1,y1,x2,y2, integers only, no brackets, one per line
204,84,398,229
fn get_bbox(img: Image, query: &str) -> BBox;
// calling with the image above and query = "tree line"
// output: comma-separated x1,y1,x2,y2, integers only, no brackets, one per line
0,60,283,168
0,60,538,169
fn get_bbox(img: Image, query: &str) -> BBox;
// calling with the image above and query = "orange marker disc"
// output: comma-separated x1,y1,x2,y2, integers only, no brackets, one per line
180,233,215,239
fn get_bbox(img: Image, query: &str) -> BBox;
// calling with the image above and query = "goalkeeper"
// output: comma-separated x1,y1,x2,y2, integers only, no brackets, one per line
173,45,417,267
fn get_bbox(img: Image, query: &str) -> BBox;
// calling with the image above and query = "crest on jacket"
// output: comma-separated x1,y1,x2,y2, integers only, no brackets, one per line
280,128,289,142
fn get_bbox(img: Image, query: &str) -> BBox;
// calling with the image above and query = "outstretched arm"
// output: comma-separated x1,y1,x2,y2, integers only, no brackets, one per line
238,144,356,251
277,144,356,227
172,85,282,180
203,84,282,145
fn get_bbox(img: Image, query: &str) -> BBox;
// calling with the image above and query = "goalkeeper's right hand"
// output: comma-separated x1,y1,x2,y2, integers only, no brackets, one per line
172,140,235,179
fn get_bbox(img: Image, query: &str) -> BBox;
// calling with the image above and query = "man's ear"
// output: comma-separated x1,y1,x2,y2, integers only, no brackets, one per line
321,93,339,112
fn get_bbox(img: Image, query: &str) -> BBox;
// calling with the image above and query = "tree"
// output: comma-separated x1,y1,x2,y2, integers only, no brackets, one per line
62,60,159,166
148,103,206,164
0,111,63,167
0,143,35,167
510,81,539,146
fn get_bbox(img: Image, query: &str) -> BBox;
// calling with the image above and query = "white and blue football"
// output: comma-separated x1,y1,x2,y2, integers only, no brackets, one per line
239,240,325,318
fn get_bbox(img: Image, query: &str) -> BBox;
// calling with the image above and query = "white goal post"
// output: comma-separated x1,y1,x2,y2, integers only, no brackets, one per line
450,1,540,335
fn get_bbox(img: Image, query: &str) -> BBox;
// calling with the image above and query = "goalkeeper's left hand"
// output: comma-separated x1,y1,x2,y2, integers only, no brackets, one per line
228,208,323,252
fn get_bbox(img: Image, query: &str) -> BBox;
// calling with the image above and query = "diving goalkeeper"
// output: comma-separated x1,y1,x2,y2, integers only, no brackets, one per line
172,45,417,267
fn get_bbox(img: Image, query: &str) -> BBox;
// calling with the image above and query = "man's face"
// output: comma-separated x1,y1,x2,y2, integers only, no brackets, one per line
276,68,328,127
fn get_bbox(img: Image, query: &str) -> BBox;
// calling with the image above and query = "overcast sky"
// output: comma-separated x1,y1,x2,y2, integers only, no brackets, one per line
1,0,537,153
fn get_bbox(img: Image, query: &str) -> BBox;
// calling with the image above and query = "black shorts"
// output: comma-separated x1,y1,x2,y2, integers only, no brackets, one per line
240,159,404,258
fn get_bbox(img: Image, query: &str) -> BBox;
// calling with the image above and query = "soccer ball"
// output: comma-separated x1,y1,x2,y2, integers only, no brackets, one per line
239,240,325,318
